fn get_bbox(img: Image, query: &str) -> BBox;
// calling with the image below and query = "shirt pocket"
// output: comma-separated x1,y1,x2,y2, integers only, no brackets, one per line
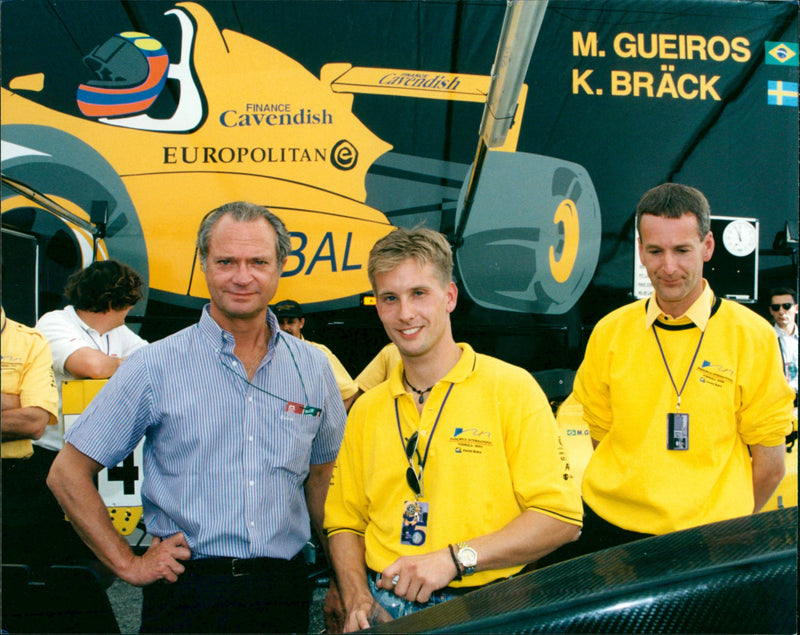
266,412,318,480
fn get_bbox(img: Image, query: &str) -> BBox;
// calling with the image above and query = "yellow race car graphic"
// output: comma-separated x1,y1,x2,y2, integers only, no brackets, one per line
2,1,601,321
3,2,395,312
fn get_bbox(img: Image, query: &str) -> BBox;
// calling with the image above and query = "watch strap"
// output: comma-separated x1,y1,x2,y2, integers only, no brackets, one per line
447,544,463,581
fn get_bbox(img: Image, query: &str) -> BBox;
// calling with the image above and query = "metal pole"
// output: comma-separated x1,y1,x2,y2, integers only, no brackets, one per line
453,0,548,246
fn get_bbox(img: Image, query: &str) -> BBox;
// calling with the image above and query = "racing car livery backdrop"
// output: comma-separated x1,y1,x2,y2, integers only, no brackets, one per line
2,0,798,372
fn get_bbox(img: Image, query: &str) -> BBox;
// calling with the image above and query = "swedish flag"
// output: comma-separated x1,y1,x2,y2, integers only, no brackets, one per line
767,81,798,107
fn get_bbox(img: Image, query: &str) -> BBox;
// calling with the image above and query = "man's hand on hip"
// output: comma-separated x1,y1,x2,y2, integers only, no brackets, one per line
122,532,191,586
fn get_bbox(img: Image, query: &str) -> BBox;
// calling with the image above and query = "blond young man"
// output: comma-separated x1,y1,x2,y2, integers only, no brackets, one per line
324,227,582,631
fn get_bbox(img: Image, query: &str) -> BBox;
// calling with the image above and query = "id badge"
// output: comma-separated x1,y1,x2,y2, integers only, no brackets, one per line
400,500,429,546
667,413,689,450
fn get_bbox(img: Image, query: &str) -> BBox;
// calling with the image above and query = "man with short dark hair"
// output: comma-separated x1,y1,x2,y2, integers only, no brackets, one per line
273,299,359,410
48,202,346,633
549,183,794,563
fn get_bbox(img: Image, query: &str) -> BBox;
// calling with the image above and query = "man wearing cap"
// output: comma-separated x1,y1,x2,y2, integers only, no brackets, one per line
273,300,359,411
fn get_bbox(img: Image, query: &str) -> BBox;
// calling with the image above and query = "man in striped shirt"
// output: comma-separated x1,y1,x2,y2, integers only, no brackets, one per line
47,202,347,633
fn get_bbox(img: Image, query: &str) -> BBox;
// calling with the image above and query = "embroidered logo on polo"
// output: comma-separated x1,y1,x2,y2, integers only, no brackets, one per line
450,427,492,454
1,354,25,366
697,360,734,387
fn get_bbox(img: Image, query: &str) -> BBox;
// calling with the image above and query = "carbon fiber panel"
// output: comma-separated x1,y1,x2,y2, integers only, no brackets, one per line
367,507,797,634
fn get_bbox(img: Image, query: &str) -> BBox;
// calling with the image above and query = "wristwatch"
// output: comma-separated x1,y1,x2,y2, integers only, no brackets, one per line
456,542,477,576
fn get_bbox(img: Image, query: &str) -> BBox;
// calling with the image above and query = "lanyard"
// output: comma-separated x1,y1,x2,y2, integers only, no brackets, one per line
395,382,454,476
652,324,705,413
84,328,110,355
218,333,318,412
77,314,110,355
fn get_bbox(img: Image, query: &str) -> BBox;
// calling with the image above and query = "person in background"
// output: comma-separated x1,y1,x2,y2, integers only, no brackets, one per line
31,260,148,570
324,227,582,631
546,183,794,564
768,288,798,396
35,259,147,461
768,288,798,450
273,299,359,411
1,306,59,572
47,202,347,633
348,342,402,406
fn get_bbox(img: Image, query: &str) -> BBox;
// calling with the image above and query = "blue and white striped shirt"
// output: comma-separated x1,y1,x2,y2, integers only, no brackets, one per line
66,305,346,559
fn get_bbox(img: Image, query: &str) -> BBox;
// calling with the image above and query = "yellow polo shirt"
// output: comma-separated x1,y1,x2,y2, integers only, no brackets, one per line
306,340,359,400
575,283,794,534
355,343,401,392
325,343,582,587
1,309,58,459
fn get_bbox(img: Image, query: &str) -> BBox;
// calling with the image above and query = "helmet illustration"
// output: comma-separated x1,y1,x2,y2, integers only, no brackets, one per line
77,32,169,117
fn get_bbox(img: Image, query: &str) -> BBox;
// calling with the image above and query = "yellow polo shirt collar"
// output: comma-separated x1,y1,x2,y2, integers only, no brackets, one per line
645,280,714,331
387,343,476,398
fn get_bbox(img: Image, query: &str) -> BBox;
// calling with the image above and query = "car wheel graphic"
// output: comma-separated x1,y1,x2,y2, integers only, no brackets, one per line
455,152,601,314
1,124,149,317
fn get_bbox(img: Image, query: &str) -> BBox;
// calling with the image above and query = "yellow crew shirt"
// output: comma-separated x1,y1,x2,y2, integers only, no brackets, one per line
306,339,359,400
575,282,794,534
355,343,401,393
325,343,582,588
1,309,58,459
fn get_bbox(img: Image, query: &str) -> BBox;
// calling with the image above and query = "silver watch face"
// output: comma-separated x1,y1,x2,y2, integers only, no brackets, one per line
458,546,478,567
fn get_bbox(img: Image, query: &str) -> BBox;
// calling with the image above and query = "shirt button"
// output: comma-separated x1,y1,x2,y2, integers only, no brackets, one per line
249,436,254,442
249,480,254,487
250,521,255,527
248,396,253,402
420,430,427,436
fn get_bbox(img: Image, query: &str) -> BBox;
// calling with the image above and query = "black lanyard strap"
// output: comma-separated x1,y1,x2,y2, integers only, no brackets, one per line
652,324,705,413
395,382,455,496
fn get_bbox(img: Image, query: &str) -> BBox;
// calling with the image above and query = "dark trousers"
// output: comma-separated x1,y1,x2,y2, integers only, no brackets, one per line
140,554,311,633
539,501,654,567
2,447,95,578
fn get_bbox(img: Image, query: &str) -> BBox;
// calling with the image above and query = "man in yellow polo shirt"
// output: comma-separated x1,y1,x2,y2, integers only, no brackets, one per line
547,183,793,563
324,228,582,631
1,306,59,567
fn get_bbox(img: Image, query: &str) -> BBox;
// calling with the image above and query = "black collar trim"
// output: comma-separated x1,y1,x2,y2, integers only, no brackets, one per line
646,295,723,331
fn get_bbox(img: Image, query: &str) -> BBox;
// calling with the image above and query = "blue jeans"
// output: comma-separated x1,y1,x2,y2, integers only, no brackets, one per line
367,572,463,620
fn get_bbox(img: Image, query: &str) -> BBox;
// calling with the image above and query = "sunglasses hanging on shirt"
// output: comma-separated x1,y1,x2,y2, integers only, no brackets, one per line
405,431,423,497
